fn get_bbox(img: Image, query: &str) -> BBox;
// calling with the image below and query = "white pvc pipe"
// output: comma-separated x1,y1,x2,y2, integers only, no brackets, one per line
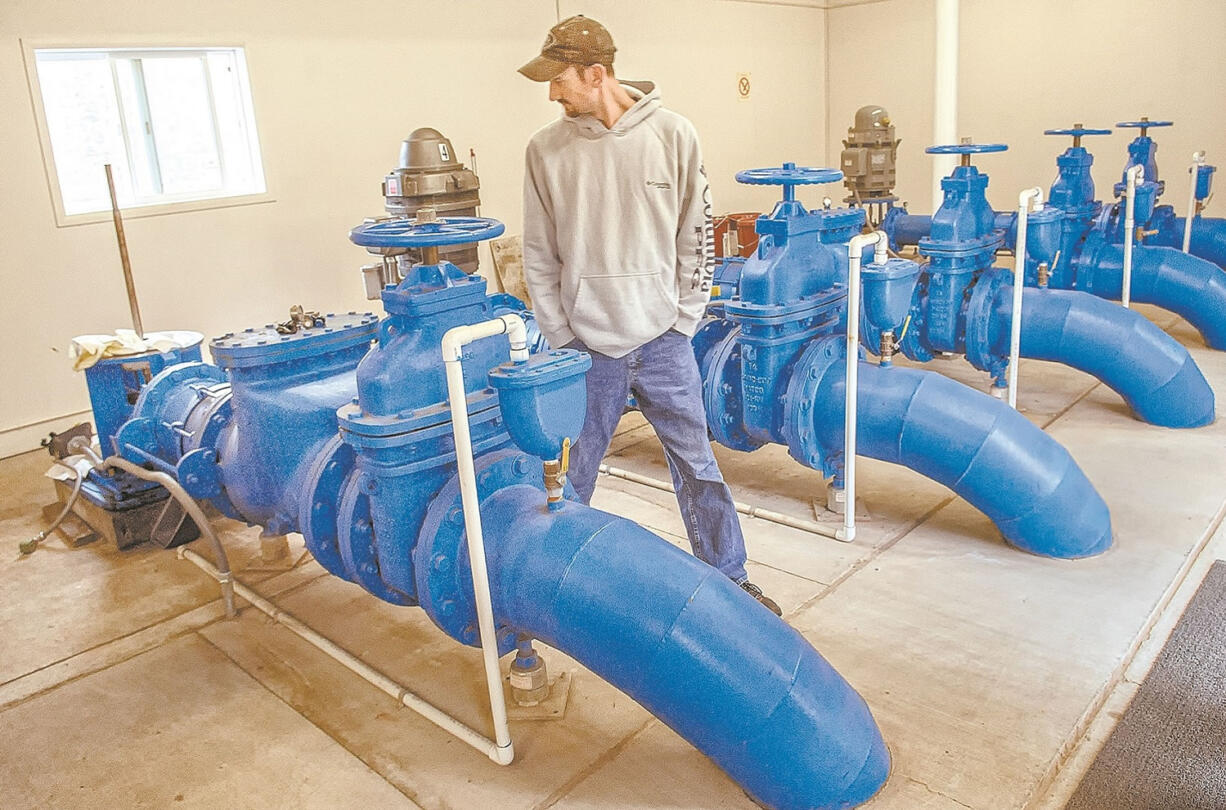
932,0,960,211
440,313,529,766
842,231,888,543
597,463,841,540
177,547,507,762
1121,164,1144,309
1184,151,1207,253
1009,188,1043,410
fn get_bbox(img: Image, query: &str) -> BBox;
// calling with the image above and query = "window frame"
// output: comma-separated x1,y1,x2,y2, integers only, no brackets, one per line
21,39,276,228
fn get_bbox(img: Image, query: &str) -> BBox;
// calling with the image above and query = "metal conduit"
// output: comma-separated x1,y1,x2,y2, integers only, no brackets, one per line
177,547,509,763
71,438,237,618
598,463,840,540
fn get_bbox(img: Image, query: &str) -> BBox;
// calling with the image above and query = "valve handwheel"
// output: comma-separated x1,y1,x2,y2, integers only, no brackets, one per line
1116,118,1174,137
1044,126,1112,148
735,162,843,202
925,142,1008,167
349,216,505,249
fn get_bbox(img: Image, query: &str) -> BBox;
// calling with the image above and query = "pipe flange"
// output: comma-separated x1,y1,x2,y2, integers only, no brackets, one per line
964,268,1007,374
337,471,414,605
702,328,765,452
113,417,159,464
300,434,357,579
132,362,228,423
781,336,844,476
692,315,736,380
415,449,542,652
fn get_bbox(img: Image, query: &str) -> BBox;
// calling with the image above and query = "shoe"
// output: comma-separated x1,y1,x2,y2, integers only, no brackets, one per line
740,580,782,616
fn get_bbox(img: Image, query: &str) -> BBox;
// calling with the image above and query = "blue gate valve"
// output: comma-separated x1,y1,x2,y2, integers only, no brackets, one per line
1114,118,1174,191
868,132,1217,426
1043,126,1113,217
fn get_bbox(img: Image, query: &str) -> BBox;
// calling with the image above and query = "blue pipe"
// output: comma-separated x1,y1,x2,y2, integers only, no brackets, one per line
986,283,1214,428
806,356,1112,558
883,212,931,250
1172,216,1226,269
482,481,889,810
1076,241,1226,350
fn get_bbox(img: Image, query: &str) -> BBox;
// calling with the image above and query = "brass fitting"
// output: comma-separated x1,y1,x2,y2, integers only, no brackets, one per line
1037,262,1050,288
879,329,896,365
543,438,572,508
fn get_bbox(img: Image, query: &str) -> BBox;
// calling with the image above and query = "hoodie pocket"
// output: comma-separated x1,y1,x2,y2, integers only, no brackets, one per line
570,272,676,336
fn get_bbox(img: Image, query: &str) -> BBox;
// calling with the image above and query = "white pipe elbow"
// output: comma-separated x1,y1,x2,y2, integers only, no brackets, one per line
849,230,888,263
1018,187,1043,213
441,314,530,364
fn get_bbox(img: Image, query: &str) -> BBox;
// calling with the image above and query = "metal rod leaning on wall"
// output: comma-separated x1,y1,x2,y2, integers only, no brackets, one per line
104,164,144,337
597,463,841,540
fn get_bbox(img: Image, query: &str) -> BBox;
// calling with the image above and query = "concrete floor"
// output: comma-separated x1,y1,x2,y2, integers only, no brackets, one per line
2,303,1224,809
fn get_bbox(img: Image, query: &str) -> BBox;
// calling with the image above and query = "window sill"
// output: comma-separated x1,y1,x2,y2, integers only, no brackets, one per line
55,191,276,228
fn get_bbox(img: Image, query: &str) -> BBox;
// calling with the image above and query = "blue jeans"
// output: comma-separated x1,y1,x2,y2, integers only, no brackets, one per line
568,329,749,582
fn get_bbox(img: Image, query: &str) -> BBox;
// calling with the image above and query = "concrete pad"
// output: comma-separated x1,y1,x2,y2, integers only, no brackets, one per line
784,350,1226,808
602,425,956,587
198,574,658,810
550,720,753,809
0,558,329,712
0,634,416,809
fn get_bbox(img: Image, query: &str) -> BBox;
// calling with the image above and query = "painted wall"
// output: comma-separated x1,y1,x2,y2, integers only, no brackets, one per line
0,0,827,456
827,0,1226,215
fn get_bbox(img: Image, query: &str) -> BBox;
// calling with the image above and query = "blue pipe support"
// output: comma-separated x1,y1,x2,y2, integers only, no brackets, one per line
83,339,204,456
788,337,1112,558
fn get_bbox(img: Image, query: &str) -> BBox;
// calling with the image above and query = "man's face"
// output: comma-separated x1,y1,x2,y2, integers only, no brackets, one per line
548,65,598,117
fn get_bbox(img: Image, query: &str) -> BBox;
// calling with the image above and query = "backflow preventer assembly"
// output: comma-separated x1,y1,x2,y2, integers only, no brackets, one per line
704,165,1112,558
862,140,1214,428
882,117,1226,357
61,204,890,809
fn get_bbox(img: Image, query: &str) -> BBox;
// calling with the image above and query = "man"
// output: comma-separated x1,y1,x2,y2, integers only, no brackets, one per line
518,15,781,616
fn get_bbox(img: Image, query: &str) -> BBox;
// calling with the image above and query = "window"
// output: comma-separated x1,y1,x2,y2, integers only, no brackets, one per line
28,46,267,223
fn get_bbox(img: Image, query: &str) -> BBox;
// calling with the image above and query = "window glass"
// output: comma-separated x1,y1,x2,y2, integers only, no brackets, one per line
32,47,266,220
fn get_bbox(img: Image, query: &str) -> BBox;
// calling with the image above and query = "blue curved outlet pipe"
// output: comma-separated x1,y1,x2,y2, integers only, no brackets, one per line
804,354,1112,558
483,480,889,810
1075,241,1226,350
1172,217,1226,269
986,283,1214,427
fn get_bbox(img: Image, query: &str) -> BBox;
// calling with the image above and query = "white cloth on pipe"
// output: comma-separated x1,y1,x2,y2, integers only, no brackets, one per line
70,329,203,371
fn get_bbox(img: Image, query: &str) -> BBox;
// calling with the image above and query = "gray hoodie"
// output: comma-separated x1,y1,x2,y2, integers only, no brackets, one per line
522,81,714,359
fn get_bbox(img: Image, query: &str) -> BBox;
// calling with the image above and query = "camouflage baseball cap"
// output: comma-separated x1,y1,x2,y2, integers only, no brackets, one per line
518,15,616,82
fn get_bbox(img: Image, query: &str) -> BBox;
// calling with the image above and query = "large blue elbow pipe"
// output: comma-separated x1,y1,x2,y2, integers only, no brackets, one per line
983,283,1214,428
1077,242,1226,350
807,358,1112,558
1172,216,1226,269
481,481,889,810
